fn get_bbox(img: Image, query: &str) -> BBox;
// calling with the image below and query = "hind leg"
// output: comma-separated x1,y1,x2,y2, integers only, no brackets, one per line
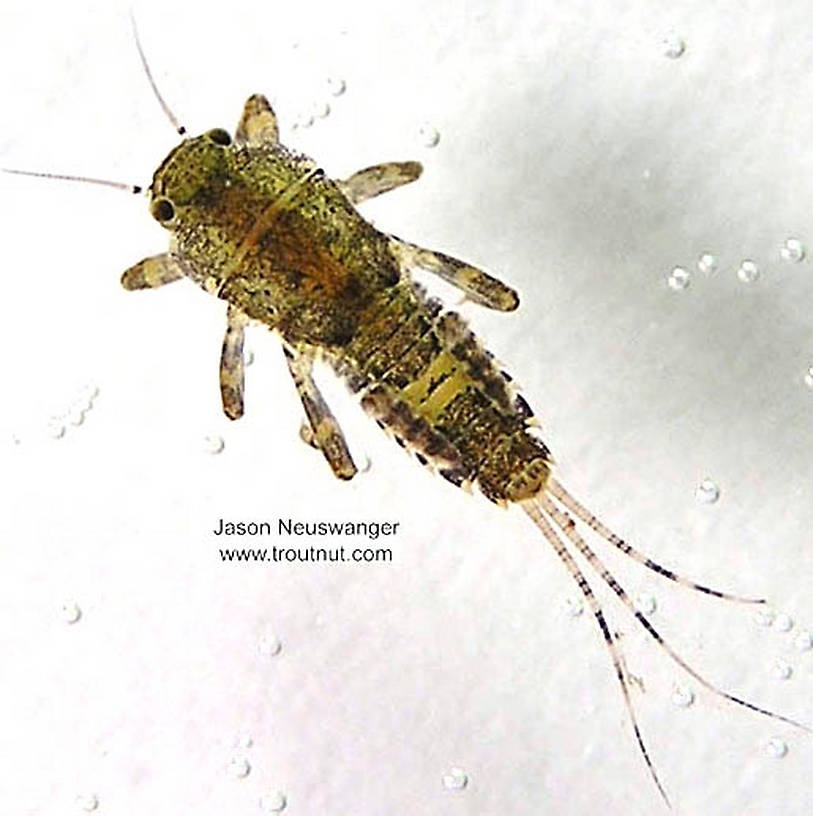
220,306,249,420
390,237,519,311
283,345,357,480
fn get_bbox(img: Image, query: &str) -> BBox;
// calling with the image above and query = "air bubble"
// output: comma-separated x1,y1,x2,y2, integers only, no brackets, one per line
312,101,330,119
697,253,718,274
442,767,468,790
293,112,314,129
634,592,657,615
695,479,720,504
737,260,759,283
75,793,99,811
259,791,287,812
780,237,805,263
771,660,792,680
227,757,251,778
62,601,82,624
670,684,695,708
564,596,584,617
804,367,813,390
327,76,346,96
794,630,812,651
662,34,686,59
418,123,440,148
258,631,282,657
203,435,224,455
764,737,788,758
753,607,776,627
69,407,86,427
667,266,690,291
773,613,793,633
245,349,255,366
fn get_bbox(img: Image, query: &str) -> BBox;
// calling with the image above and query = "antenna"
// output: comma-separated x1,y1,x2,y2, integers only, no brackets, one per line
2,168,142,194
130,11,186,136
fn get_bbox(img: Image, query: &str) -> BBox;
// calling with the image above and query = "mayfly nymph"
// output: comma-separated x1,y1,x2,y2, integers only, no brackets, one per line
6,23,808,808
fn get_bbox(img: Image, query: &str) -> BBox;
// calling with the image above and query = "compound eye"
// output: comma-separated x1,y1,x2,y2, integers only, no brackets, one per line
151,197,175,223
206,128,232,146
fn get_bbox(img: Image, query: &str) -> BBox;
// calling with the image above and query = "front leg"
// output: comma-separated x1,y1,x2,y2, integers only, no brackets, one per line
283,345,357,480
220,306,249,420
235,94,279,146
120,253,185,290
338,161,423,205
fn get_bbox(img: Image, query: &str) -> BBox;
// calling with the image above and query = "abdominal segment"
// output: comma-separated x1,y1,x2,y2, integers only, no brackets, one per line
339,282,552,503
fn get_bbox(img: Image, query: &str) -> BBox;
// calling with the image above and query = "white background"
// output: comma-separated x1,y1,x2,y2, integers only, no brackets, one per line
1,1,811,814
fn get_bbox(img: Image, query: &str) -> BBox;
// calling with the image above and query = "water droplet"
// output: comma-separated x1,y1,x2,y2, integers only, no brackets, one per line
753,607,776,627
774,613,793,632
771,660,792,680
418,123,440,148
327,76,346,96
780,237,805,263
75,793,99,811
293,112,314,130
47,418,66,439
634,592,657,615
662,34,686,59
227,757,251,778
737,259,759,283
794,630,812,651
564,596,584,617
670,683,695,708
258,631,282,657
697,253,718,274
667,266,690,291
442,767,468,790
244,349,255,366
259,791,287,812
764,737,788,758
803,366,813,390
62,601,82,624
695,479,720,504
312,100,330,119
203,435,224,455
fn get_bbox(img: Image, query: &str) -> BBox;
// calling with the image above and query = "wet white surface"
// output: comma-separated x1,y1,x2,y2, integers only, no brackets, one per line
1,1,811,814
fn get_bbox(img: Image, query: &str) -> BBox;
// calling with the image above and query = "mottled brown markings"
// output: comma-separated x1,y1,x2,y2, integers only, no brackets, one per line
235,94,279,146
219,306,248,419
284,346,356,480
338,161,423,205
391,237,519,311
120,253,185,290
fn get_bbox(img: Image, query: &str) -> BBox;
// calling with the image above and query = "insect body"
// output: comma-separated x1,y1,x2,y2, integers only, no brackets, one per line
139,97,550,503
121,94,807,805
9,47,807,806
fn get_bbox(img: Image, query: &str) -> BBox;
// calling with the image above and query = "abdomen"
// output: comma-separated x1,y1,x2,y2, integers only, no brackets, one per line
335,283,552,503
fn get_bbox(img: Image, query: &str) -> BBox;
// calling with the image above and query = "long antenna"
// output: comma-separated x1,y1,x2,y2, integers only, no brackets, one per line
2,167,142,194
130,11,186,135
